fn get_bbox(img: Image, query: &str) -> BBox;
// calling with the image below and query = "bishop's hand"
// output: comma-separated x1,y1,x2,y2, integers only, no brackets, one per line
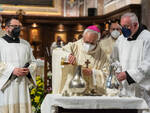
82,68,92,76
13,68,29,76
116,72,126,81
68,54,76,65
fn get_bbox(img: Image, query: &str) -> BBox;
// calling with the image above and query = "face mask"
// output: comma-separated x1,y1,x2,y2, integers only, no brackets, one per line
83,43,96,53
11,27,21,38
121,27,131,38
111,30,120,39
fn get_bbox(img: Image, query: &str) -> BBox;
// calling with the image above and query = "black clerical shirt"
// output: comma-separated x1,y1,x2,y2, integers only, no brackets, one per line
127,24,147,41
2,34,20,43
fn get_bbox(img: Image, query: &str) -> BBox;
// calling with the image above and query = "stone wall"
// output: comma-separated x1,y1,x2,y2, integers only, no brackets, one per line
103,0,141,14
84,0,97,16
97,0,104,16
141,0,150,30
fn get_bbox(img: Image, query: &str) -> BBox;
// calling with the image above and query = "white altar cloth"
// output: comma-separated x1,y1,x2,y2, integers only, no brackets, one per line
41,94,149,113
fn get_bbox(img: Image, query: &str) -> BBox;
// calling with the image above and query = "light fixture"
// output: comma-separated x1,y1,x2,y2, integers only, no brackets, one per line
32,23,38,28
57,24,64,32
16,9,25,22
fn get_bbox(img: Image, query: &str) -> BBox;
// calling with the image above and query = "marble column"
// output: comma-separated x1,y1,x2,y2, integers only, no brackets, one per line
141,0,150,30
97,0,104,15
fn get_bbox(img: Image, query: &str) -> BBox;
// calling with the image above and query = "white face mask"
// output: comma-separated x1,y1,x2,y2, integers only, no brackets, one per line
111,30,120,39
83,43,96,53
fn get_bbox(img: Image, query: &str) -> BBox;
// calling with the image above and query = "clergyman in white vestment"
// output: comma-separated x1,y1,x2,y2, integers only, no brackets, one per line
52,25,109,96
100,22,121,59
50,36,64,55
0,17,37,113
111,12,150,113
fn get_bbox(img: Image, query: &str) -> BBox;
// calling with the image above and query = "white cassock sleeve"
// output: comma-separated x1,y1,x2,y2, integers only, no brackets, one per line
27,44,37,86
110,41,120,63
127,40,150,91
0,62,15,90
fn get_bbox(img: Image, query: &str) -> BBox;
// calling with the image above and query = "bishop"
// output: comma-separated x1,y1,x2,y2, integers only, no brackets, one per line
52,25,109,96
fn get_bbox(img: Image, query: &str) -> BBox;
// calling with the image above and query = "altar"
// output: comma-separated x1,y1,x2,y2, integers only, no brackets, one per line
41,94,149,113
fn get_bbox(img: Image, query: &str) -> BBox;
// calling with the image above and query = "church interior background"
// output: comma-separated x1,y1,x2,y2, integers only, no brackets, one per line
0,0,150,112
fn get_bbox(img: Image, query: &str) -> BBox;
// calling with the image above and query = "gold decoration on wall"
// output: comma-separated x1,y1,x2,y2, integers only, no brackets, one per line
16,9,25,22
0,0,62,16
76,24,84,32
30,27,40,43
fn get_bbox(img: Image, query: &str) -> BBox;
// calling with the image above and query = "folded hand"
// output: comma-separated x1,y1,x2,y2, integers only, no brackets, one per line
13,68,29,76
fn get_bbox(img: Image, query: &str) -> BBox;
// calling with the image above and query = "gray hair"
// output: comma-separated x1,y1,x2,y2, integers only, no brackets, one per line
83,29,101,40
121,12,139,26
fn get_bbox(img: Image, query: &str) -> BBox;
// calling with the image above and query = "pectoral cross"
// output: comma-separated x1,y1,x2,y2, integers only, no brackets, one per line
85,59,90,68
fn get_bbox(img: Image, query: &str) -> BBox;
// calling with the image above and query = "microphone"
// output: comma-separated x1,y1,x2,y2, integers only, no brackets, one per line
24,62,30,68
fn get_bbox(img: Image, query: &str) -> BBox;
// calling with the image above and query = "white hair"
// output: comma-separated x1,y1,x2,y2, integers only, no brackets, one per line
83,29,101,40
121,12,139,26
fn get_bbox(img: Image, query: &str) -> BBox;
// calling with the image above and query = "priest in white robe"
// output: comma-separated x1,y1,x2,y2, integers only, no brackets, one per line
0,17,37,113
52,25,109,96
100,22,121,59
111,12,150,112
50,36,64,55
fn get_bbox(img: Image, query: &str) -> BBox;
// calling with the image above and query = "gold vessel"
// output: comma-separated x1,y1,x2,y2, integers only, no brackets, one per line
61,57,70,65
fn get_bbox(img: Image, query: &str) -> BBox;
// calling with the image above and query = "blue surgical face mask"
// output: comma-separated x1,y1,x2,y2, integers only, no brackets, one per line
121,27,131,38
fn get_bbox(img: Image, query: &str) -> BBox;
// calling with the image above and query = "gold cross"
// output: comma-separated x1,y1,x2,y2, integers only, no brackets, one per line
85,59,90,68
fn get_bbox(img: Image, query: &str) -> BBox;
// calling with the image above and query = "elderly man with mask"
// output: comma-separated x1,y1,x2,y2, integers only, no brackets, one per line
100,22,121,59
111,12,150,113
52,25,109,96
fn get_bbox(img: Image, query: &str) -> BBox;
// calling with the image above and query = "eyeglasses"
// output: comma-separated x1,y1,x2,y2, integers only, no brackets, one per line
84,41,97,45
110,28,121,31
9,25,21,28
121,25,131,29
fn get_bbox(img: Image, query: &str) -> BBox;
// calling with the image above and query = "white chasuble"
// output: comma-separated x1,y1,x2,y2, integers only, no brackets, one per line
111,30,150,108
52,39,109,95
0,38,37,113
100,36,116,59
